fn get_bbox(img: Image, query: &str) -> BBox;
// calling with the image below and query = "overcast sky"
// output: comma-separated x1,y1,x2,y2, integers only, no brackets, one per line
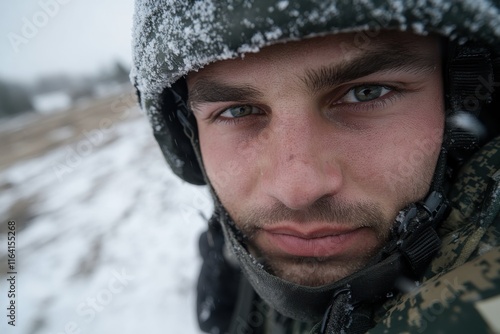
0,0,135,83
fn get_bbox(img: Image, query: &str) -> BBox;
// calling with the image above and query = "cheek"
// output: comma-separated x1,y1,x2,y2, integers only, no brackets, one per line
198,128,256,207
346,105,444,206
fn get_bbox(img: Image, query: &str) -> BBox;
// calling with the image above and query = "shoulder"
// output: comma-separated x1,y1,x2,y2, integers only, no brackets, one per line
370,137,500,333
369,246,500,333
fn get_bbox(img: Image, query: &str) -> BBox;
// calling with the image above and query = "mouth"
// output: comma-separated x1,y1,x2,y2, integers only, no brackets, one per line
261,224,368,258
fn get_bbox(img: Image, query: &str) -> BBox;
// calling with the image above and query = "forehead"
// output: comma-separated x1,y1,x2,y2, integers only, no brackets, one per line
187,31,440,83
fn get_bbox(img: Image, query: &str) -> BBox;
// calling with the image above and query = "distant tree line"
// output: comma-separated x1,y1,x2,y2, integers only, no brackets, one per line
0,61,131,118
0,80,33,117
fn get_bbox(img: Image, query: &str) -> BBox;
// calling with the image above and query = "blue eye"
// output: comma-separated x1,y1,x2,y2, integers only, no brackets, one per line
342,85,392,103
220,105,261,118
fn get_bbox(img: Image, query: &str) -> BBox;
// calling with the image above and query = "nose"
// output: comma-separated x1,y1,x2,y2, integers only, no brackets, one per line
261,112,343,211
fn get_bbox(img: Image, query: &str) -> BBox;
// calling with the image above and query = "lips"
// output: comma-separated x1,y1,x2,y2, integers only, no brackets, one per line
261,224,365,258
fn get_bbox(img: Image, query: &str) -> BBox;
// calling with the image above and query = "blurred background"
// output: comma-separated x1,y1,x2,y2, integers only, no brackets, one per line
0,1,211,333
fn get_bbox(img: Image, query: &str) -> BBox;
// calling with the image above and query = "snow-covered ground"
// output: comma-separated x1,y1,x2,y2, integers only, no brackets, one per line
0,107,212,334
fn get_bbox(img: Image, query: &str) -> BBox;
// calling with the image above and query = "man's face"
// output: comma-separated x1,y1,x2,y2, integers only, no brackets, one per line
187,32,444,287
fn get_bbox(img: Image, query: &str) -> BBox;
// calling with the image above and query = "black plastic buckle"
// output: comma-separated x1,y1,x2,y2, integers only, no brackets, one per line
396,205,418,235
421,191,449,224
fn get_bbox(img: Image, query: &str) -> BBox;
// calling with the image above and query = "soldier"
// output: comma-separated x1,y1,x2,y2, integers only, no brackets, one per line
131,1,500,333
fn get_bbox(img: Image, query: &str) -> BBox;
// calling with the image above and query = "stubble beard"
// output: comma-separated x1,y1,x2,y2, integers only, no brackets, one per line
231,197,397,287
260,253,378,287
219,146,439,287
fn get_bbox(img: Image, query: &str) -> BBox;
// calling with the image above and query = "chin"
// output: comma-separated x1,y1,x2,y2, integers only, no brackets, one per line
265,257,369,287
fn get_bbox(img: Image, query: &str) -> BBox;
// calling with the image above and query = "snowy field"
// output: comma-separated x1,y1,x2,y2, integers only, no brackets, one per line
0,96,211,334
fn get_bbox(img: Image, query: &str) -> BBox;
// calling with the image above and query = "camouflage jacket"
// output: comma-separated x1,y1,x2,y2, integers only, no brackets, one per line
254,136,500,334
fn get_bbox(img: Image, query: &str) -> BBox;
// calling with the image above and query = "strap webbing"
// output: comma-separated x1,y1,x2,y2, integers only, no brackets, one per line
447,44,493,114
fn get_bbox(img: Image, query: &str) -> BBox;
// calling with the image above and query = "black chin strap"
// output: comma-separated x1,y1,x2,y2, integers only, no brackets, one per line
321,190,449,334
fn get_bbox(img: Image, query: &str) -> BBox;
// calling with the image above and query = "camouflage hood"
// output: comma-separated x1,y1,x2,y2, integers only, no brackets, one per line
131,0,500,184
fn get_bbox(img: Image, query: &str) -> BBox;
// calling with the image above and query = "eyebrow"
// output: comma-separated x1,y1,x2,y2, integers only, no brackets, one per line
303,44,438,92
188,81,263,111
188,41,438,109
